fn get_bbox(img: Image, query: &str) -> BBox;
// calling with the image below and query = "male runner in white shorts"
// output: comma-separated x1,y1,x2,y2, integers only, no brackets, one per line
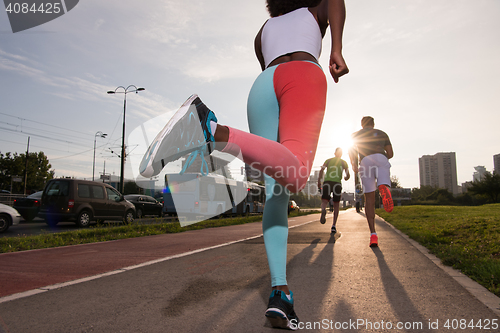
349,116,393,247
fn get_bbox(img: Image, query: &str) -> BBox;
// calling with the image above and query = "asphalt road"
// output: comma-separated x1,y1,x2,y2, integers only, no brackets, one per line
0,210,499,332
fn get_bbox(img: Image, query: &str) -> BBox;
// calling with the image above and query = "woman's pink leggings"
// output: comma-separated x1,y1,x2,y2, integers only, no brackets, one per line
222,61,327,193
221,61,327,287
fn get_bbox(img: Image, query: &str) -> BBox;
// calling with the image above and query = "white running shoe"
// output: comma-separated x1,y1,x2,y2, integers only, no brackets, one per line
139,94,217,178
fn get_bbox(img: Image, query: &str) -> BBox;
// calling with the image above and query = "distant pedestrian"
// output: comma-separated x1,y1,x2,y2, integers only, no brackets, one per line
349,116,393,247
318,147,350,234
354,172,363,212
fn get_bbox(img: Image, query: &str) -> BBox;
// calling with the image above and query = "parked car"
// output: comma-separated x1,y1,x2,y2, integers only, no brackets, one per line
39,179,136,228
13,191,43,222
124,194,163,218
288,200,300,214
0,203,21,233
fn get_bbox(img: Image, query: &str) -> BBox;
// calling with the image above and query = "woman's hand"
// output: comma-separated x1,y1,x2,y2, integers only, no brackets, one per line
329,51,349,83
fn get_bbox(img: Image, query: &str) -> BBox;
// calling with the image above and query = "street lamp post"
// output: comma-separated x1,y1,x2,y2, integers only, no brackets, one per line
107,85,145,193
93,131,107,181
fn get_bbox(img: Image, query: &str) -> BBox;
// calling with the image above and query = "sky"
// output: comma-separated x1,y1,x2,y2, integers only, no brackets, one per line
1,0,499,194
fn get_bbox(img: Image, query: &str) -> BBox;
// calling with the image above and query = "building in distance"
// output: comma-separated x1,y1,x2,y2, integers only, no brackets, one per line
419,152,459,195
494,153,500,175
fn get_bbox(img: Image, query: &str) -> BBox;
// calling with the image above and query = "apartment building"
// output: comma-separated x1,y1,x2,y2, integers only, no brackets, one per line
473,166,487,182
494,153,500,175
419,152,459,195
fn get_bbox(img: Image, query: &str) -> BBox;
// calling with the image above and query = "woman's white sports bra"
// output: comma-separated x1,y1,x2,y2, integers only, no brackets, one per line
261,7,322,68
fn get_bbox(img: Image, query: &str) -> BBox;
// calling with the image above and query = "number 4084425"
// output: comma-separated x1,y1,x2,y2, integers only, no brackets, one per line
5,2,62,14
443,319,498,330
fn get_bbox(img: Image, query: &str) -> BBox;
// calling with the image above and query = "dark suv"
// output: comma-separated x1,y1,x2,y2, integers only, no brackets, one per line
39,179,136,227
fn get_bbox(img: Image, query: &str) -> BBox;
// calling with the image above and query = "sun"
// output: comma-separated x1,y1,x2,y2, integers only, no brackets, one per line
325,122,357,163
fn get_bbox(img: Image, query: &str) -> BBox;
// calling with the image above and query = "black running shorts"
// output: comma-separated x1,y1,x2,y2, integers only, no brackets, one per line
321,181,342,202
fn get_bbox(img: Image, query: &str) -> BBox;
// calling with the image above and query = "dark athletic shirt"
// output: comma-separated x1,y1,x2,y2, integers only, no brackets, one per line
351,128,391,161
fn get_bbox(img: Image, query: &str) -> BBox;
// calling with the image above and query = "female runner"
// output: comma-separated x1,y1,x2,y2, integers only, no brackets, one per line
213,1,348,328
141,0,348,329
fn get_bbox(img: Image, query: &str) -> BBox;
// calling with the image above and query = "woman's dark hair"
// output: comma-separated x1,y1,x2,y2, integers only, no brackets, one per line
266,0,322,17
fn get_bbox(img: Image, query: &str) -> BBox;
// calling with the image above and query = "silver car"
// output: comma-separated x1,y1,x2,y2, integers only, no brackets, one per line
0,203,22,233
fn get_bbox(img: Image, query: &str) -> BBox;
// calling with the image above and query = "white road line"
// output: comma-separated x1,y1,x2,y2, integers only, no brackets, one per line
0,218,318,304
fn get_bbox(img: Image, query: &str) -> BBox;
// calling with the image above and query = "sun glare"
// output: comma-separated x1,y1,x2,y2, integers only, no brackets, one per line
326,123,356,163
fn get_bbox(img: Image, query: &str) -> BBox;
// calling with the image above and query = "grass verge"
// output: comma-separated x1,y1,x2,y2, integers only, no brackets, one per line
376,204,500,297
0,210,316,254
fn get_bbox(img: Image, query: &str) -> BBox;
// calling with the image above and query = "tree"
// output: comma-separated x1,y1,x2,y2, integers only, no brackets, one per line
0,151,54,193
426,188,454,204
411,185,433,202
468,172,500,203
390,175,402,189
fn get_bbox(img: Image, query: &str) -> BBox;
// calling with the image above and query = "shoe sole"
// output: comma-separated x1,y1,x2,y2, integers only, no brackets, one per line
265,309,297,330
139,94,201,178
379,185,394,213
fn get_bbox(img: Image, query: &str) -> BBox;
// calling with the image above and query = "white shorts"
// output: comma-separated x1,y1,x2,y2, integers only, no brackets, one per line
359,154,391,193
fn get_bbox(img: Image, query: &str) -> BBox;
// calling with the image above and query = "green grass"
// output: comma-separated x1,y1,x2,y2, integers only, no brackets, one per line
377,204,500,297
0,210,314,254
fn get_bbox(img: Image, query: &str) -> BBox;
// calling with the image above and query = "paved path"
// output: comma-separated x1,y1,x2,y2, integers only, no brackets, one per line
0,209,499,332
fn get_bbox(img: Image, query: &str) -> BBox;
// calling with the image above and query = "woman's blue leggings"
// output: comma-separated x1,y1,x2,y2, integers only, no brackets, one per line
246,61,327,286
247,65,289,287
